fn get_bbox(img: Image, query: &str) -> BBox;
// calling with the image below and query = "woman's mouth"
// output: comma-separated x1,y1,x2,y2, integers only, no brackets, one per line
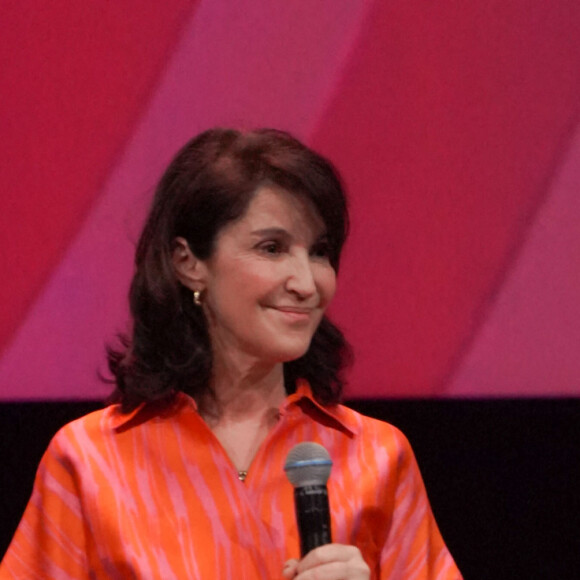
268,305,314,322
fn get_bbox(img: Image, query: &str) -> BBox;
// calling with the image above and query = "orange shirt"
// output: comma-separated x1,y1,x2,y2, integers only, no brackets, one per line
0,382,461,579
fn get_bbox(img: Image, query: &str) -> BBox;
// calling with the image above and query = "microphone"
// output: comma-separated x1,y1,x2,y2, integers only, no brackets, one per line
284,442,333,557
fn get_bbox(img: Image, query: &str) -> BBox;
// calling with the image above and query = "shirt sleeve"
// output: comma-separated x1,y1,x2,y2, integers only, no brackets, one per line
0,429,90,579
379,429,463,580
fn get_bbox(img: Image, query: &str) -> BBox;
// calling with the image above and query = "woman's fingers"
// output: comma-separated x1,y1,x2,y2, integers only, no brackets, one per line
283,559,300,579
282,544,370,580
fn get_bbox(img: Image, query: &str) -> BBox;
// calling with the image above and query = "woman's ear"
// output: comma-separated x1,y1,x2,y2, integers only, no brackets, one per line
172,237,207,291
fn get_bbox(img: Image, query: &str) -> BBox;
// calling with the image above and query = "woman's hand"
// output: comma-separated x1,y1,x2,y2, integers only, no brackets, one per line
282,544,370,580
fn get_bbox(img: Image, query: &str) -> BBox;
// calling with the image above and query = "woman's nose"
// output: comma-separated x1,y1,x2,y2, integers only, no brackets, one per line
285,253,316,298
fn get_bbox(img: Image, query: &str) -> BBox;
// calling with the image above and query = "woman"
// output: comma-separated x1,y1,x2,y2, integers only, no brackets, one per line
0,129,461,579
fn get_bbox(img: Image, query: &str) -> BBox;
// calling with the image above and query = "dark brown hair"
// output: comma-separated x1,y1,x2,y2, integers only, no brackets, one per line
108,128,351,411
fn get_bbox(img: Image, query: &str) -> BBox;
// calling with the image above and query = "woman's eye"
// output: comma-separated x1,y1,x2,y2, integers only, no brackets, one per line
260,241,282,255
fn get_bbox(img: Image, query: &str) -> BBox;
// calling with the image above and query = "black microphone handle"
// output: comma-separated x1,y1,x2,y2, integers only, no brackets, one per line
294,484,332,557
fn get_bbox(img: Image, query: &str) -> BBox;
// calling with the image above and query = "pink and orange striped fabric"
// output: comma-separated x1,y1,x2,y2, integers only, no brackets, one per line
0,382,461,579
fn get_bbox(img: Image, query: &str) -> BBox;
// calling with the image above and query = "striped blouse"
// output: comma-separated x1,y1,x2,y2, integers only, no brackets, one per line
0,381,461,579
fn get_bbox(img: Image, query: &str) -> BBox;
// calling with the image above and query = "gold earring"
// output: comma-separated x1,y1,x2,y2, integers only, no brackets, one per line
193,290,202,306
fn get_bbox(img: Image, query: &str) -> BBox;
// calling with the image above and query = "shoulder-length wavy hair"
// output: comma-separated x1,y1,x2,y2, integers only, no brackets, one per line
108,128,351,412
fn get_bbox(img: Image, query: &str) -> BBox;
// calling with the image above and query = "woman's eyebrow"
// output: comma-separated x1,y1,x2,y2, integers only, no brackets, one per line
250,227,328,243
250,227,290,238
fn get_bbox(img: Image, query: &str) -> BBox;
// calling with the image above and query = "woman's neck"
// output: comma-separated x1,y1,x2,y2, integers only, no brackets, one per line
198,358,286,474
200,356,286,426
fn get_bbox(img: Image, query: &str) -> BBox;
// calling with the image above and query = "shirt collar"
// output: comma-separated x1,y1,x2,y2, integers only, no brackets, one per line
107,379,354,436
107,404,142,430
283,379,355,437
107,393,196,430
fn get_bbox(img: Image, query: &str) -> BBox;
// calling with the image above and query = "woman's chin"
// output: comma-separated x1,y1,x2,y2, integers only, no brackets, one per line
256,340,311,365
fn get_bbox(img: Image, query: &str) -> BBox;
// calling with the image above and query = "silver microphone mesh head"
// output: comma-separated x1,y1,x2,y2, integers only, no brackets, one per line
284,442,332,487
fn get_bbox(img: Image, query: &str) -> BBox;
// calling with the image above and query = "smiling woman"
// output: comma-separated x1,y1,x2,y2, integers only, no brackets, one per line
109,128,350,414
173,186,337,370
0,129,462,579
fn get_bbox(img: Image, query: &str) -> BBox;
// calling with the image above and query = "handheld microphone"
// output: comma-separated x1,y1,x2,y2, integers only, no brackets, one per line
284,442,333,557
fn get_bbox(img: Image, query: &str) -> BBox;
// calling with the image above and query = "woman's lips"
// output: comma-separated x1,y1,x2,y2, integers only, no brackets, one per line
268,305,314,322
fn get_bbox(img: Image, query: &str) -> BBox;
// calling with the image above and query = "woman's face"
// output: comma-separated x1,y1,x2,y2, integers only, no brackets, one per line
193,185,336,366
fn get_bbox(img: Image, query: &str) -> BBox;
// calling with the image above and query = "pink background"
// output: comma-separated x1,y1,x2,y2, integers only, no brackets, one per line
1,0,580,400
